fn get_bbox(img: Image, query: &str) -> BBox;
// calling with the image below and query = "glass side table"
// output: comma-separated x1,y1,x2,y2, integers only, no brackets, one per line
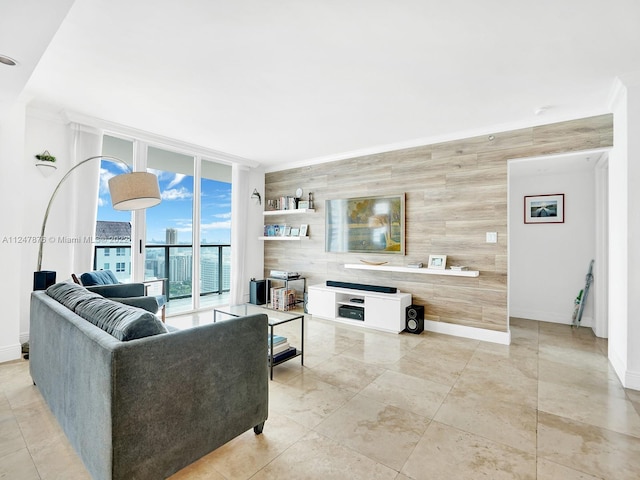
213,304,304,380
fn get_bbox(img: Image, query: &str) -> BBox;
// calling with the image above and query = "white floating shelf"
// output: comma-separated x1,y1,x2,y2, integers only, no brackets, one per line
259,236,310,241
263,209,315,216
344,263,479,277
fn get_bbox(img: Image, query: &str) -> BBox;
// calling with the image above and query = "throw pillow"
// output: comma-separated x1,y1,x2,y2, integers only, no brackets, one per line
75,297,167,341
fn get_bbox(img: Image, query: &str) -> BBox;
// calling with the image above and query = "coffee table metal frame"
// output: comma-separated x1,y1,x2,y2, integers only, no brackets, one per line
213,304,304,380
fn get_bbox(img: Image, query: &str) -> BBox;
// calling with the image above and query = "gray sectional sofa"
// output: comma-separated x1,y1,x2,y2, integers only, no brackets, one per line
30,282,269,480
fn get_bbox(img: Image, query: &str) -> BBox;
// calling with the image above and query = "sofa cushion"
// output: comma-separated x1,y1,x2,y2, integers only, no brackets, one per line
75,297,168,341
80,270,119,286
46,282,103,311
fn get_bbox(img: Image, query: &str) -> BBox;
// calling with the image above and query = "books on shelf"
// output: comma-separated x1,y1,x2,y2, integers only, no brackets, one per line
269,347,297,363
270,334,287,346
269,342,290,356
268,334,289,355
270,287,297,311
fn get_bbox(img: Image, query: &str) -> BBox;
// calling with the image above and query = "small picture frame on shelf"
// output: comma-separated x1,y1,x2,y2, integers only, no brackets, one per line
283,225,292,236
298,200,309,209
291,227,300,236
428,254,447,270
266,225,276,237
299,224,308,237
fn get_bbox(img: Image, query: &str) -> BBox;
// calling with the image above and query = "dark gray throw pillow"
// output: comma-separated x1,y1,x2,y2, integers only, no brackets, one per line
46,282,103,311
75,297,168,341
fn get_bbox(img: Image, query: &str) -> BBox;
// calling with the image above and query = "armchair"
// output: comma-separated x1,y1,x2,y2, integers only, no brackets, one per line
72,270,166,322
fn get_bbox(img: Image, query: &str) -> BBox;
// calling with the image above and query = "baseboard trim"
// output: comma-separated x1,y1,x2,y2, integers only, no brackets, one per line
0,343,22,363
625,369,640,391
424,320,511,345
610,349,627,386
509,308,593,328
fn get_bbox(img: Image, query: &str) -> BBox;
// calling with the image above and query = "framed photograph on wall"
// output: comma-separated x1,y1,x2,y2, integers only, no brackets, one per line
428,254,447,270
524,194,564,224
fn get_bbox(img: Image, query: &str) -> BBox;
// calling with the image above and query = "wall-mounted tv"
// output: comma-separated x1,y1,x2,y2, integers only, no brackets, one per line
325,194,405,254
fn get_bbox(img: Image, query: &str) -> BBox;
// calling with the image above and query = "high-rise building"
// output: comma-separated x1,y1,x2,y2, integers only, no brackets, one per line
166,228,178,245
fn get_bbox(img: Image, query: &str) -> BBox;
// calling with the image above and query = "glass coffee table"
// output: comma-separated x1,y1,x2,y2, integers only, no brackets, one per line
213,304,304,380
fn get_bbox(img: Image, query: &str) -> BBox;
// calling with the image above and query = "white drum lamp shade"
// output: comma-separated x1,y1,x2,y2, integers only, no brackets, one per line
109,172,161,210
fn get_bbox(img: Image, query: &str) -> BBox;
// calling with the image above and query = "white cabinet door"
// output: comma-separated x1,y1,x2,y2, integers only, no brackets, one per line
307,288,336,319
365,297,403,332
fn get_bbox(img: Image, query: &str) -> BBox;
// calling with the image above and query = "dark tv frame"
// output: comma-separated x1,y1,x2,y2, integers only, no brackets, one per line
325,193,405,254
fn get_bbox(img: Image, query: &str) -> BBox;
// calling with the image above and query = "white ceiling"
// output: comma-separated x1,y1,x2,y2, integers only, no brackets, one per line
6,0,640,170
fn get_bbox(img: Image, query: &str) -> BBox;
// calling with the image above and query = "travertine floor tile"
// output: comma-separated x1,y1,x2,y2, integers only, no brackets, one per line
538,411,640,480
304,353,385,392
0,415,26,459
536,458,602,480
340,331,416,366
170,412,309,480
388,339,475,386
251,431,397,480
401,421,536,480
462,350,538,407
0,447,40,480
434,386,537,453
358,369,450,419
269,373,355,428
315,394,430,470
538,380,640,437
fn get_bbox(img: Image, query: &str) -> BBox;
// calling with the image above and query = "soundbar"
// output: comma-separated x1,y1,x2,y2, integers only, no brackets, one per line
326,280,397,294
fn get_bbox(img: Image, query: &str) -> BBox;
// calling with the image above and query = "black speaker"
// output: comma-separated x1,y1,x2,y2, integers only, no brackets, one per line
34,270,56,291
250,279,266,305
405,305,424,334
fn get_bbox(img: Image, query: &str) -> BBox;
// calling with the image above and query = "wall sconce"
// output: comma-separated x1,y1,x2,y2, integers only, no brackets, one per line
251,188,262,205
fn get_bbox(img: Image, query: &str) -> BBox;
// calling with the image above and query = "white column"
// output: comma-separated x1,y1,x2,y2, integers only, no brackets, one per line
608,73,640,389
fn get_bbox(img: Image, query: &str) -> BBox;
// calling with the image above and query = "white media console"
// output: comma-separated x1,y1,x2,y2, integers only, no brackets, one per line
307,283,412,334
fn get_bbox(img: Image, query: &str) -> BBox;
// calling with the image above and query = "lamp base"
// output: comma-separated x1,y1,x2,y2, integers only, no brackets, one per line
34,271,56,291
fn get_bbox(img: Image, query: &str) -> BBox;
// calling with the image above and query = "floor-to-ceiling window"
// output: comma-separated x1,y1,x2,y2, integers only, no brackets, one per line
200,160,232,300
146,146,195,313
96,135,232,316
95,135,134,282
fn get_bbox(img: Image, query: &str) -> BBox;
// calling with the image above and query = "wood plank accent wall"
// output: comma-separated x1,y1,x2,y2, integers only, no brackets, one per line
264,114,613,332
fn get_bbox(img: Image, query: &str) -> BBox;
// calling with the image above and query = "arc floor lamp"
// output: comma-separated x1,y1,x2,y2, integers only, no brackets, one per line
34,155,161,290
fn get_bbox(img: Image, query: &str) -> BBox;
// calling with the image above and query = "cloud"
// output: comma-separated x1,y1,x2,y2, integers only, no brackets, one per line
201,220,231,231
161,187,192,201
99,167,116,195
166,174,186,189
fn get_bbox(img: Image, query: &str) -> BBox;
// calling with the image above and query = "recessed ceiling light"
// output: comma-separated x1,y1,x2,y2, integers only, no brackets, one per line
0,55,17,66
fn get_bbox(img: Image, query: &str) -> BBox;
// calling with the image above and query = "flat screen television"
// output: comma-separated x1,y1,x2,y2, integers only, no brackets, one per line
325,193,405,254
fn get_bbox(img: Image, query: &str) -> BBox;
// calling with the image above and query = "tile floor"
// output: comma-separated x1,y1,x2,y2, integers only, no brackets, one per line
2,315,640,479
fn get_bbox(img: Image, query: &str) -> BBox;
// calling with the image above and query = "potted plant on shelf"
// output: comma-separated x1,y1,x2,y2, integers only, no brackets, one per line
35,150,57,176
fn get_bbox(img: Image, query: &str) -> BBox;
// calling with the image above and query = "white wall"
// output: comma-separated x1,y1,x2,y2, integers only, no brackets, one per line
0,102,26,361
19,111,75,340
241,167,265,302
509,168,595,327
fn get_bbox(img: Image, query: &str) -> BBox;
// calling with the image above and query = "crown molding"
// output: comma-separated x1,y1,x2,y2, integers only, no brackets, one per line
63,111,259,168
266,108,611,173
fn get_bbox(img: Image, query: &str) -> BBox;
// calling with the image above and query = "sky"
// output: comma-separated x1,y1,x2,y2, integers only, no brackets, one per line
97,161,231,245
